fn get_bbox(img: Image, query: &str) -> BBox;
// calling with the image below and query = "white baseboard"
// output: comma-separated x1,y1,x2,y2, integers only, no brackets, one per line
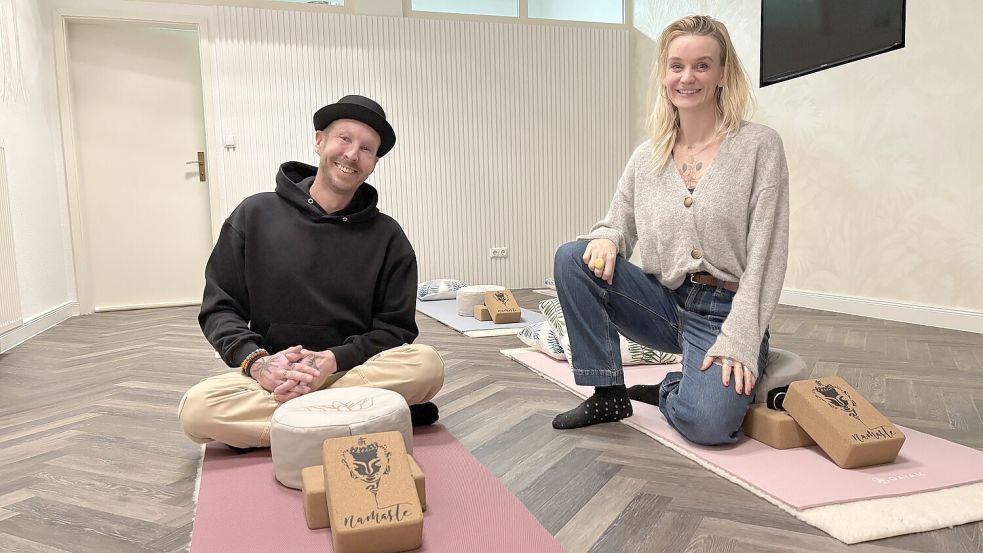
94,300,201,312
779,288,983,334
0,301,80,353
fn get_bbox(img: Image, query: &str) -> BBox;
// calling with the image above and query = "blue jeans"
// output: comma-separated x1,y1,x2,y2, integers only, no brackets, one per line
553,241,769,445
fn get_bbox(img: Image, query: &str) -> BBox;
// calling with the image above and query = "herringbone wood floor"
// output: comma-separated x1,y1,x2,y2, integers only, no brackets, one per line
0,291,981,552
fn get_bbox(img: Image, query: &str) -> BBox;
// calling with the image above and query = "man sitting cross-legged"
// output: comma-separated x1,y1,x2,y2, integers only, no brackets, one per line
178,95,443,449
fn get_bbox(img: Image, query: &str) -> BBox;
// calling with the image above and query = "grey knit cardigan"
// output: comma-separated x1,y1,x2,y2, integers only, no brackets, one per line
579,121,790,376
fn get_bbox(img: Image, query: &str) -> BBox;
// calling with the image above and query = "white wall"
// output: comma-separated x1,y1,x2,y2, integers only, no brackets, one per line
208,7,629,289
0,0,77,351
633,1,983,332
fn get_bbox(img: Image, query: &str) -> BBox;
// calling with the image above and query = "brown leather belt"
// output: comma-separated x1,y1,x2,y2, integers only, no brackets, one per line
688,272,739,293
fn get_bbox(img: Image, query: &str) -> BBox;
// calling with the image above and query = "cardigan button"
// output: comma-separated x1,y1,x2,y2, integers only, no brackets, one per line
691,248,703,259
684,197,694,208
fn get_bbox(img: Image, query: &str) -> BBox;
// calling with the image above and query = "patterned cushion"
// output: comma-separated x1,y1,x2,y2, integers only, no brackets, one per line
539,299,570,356
518,321,565,360
620,337,681,365
417,279,467,301
538,299,680,366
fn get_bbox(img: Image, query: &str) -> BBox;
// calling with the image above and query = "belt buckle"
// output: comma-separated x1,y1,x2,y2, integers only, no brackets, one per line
689,273,700,286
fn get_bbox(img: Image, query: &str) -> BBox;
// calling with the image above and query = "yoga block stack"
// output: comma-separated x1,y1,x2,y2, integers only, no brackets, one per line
742,404,815,449
302,431,424,553
785,376,906,469
484,289,521,323
456,284,504,316
302,455,427,530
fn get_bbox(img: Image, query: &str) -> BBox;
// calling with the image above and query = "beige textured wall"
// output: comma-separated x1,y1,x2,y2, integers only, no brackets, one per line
209,7,629,290
632,1,983,314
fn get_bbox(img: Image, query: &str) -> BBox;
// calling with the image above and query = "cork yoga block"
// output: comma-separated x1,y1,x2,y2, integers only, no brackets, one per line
322,431,423,553
743,404,815,449
473,304,492,321
785,376,905,469
301,455,428,530
406,455,426,511
302,466,330,530
484,289,521,324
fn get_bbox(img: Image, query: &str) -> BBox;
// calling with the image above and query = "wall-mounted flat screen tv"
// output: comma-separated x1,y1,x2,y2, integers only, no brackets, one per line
760,0,905,86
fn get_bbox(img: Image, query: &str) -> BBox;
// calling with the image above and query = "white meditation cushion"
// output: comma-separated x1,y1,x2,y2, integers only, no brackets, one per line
755,348,808,403
456,284,505,316
270,387,412,489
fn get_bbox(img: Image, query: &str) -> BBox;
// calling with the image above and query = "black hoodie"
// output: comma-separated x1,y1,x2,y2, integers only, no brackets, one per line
199,161,419,372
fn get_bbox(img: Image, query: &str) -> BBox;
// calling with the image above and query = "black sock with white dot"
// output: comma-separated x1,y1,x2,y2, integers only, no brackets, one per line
627,383,662,406
551,385,633,429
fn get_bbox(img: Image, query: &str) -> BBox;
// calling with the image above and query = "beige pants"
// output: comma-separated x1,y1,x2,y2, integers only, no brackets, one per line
178,344,444,448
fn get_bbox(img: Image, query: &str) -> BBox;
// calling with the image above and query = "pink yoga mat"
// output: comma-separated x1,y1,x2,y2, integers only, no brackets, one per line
512,350,983,510
191,424,567,553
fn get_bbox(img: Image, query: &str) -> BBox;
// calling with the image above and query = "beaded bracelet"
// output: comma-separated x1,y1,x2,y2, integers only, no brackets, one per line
240,348,269,377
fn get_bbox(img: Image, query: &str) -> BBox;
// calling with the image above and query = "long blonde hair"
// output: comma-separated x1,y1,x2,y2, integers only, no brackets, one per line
646,15,753,168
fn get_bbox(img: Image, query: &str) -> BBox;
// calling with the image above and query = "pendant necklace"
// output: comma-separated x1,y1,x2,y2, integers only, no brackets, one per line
679,137,715,190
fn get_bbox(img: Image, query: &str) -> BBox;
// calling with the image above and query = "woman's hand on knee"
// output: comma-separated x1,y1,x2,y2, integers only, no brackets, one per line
583,238,618,285
701,355,756,396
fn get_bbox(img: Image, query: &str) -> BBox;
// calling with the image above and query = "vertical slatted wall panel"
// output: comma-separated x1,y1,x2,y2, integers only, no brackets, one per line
211,7,628,288
0,147,22,332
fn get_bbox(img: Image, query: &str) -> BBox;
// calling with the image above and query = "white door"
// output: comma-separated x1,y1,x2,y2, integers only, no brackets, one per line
68,21,212,311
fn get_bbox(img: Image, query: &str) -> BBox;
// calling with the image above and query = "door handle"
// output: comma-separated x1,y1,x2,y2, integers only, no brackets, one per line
186,151,206,182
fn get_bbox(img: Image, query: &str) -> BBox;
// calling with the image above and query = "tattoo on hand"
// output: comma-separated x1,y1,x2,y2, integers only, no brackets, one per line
251,356,273,379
